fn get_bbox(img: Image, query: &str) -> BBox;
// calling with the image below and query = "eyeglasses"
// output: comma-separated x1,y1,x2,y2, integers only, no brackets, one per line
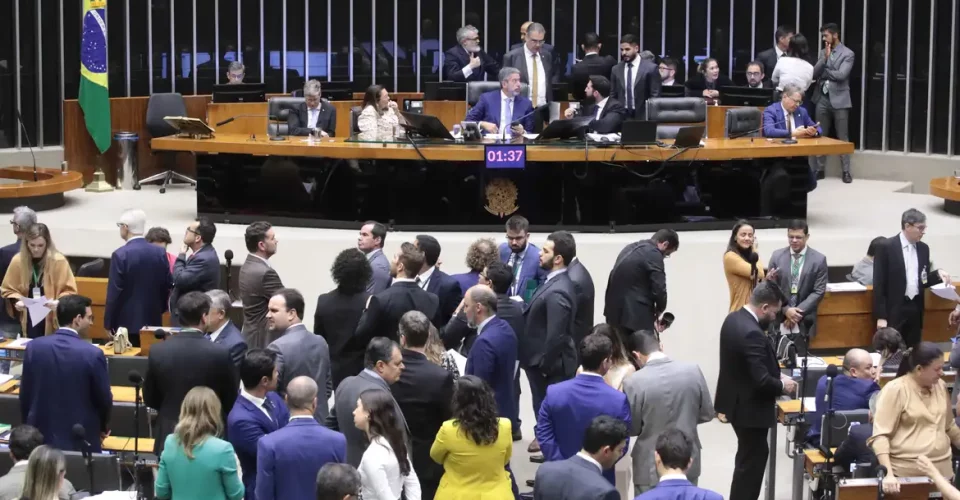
527,39,545,45
784,94,803,105
479,273,488,280
746,71,762,77
186,227,199,235
910,223,927,232
228,72,244,79
658,66,673,71
116,222,126,228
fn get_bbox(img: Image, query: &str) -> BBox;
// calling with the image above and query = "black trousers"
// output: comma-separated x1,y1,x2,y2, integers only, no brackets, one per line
896,296,924,347
730,424,770,500
526,368,569,425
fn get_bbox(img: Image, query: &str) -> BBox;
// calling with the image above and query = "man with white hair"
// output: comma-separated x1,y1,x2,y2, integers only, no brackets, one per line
0,206,36,335
205,289,247,369
288,79,337,137
443,25,500,82
105,209,172,346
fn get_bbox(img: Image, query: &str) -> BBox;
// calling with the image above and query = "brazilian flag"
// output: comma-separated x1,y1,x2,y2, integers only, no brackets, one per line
79,0,111,154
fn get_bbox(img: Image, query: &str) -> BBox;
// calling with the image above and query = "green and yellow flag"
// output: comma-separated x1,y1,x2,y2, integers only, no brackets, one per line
79,0,111,153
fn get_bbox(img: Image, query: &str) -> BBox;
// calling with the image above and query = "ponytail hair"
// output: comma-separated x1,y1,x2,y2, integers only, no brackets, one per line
895,341,943,378
698,57,719,75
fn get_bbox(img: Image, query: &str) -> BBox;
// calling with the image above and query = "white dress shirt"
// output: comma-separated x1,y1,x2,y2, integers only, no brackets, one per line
249,253,271,268
546,268,568,282
783,107,796,134
659,473,689,482
575,452,603,473
498,91,514,134
507,243,530,296
788,246,808,283
593,97,609,121
662,78,676,86
358,436,422,500
417,266,436,289
239,388,272,420
208,321,229,343
900,232,920,299
523,45,548,107
307,106,321,129
623,56,640,107
771,56,815,91
476,315,495,334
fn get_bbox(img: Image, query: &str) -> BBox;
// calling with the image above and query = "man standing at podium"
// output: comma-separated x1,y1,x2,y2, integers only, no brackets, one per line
443,25,500,82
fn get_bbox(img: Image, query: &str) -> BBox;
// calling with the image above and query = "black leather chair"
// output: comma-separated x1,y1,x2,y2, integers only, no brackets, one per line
0,394,21,427
267,97,307,137
724,107,763,138
141,93,197,193
76,258,104,278
107,355,149,387
465,81,530,107
109,403,152,439
646,97,707,139
350,106,363,135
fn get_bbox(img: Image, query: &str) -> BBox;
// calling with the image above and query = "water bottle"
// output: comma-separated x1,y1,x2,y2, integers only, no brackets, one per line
452,124,462,142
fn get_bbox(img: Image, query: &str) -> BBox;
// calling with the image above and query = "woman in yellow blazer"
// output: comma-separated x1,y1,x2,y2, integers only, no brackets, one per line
723,220,767,312
430,375,513,500
1,224,76,337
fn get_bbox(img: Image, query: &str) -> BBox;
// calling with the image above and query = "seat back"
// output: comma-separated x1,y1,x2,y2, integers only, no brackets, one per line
646,97,707,139
108,355,150,387
820,409,870,448
0,394,21,427
145,93,188,138
466,82,531,107
725,107,763,138
267,97,307,136
350,106,363,135
77,258,104,278
109,403,152,438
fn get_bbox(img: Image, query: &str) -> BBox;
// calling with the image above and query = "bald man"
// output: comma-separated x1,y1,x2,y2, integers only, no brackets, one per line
806,348,879,445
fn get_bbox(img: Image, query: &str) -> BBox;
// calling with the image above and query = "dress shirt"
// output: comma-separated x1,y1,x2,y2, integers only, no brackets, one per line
900,232,919,299
783,108,796,135
748,82,764,89
546,268,568,283
662,79,676,86
646,352,667,362
288,415,315,422
523,45,547,107
60,327,79,336
127,235,145,242
579,371,604,379
359,436,421,500
362,368,386,384
593,97,608,121
575,452,603,473
417,266,437,290
772,57,815,91
392,277,417,285
660,473,689,482
789,246,808,284
498,91,515,134
461,48,479,79
476,315,495,334
240,388,272,420
507,244,529,296
623,56,640,107
250,253,271,268
366,248,383,262
743,306,784,392
208,321,229,343
307,106,321,129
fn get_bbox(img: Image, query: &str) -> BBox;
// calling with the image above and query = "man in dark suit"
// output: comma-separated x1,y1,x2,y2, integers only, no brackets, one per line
256,376,347,500
570,33,617,102
464,284,518,424
745,61,774,89
355,242,441,344
144,292,239,455
441,261,525,357
464,67,536,135
604,229,679,338
499,215,545,301
414,235,462,325
563,75,627,135
443,25,500,82
267,288,333,420
391,311,455,500
171,217,221,327
228,349,290,500
873,209,948,347
833,392,879,471
756,26,795,85
533,416,627,500
609,34,661,119
502,22,557,112
358,221,391,294
205,289,248,369
562,233,595,345
635,429,724,500
326,337,408,467
524,231,579,453
762,84,823,139
714,282,797,500
19,295,112,452
510,21,556,54
105,209,173,346
287,79,337,137
315,248,371,388
240,221,284,349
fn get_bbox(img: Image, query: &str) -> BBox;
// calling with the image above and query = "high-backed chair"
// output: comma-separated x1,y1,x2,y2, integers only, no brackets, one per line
646,97,707,139
350,106,363,136
725,107,763,138
141,93,196,193
76,258,104,278
466,81,530,107
267,97,307,137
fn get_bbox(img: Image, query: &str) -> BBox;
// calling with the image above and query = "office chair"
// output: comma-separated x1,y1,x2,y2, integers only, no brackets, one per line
267,97,307,137
141,93,197,193
725,107,763,138
465,82,530,107
646,97,707,139
76,258,105,278
350,106,363,135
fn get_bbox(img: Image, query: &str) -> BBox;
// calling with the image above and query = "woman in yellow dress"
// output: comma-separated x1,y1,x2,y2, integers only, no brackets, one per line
430,375,514,500
723,220,767,313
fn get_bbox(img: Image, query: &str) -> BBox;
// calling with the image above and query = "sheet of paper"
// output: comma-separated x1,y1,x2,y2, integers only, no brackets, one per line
21,296,52,327
7,338,31,348
780,322,799,336
826,282,868,292
932,283,960,301
447,349,467,376
586,132,620,142
522,133,539,140
802,397,817,412
0,374,13,387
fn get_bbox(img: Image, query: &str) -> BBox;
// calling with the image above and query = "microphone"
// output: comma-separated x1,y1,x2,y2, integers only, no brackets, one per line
511,105,543,128
154,328,168,340
747,251,759,277
127,370,143,385
15,109,37,182
73,423,96,494
876,465,888,499
824,364,838,403
224,250,234,300
728,125,766,140
215,114,286,142
72,423,90,448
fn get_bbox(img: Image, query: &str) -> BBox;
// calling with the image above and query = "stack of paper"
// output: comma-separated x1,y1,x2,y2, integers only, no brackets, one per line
21,296,53,326
826,282,867,292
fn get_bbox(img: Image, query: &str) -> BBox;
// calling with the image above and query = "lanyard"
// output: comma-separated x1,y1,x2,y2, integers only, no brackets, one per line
31,266,42,286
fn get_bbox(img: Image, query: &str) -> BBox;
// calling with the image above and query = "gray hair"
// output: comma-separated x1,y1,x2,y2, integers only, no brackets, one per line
303,79,322,98
526,22,545,36
205,289,232,312
119,208,146,235
468,285,498,314
782,83,803,99
227,61,244,73
285,376,318,411
499,66,520,84
11,206,36,231
901,208,926,229
398,310,431,348
316,463,361,500
639,50,656,61
456,25,479,44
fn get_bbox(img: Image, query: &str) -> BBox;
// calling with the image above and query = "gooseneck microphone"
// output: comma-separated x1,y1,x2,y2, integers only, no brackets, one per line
215,114,286,141
72,423,96,494
14,109,37,182
128,370,146,499
224,249,234,300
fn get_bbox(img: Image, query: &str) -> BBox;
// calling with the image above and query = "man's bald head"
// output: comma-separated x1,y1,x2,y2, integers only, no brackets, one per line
285,376,319,413
464,284,498,328
842,348,876,380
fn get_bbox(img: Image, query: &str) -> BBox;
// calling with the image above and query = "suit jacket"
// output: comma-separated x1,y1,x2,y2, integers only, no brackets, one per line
499,242,545,300
325,370,408,467
365,249,392,294
391,350,455,498
533,454,619,500
683,73,734,96
523,272,578,377
355,281,441,344
756,48,781,83
104,237,172,341
239,254,284,349
214,320,248,369
713,308,782,428
443,45,500,82
570,54,618,101
767,246,828,336
634,478,724,500
227,392,290,500
746,80,775,89
155,434,245,500
873,233,941,326
20,329,113,452
609,58,661,118
604,240,667,332
0,462,76,500
267,323,333,420
622,357,715,487
833,422,876,470
762,101,822,138
442,293,525,356
502,47,559,103
581,98,627,134
566,258,595,345
450,271,480,297
171,245,221,326
806,374,879,444
812,42,855,109
144,329,239,455
464,90,536,133
287,100,337,137
255,418,347,500
315,288,370,388
424,268,463,326
0,241,20,327
465,316,519,420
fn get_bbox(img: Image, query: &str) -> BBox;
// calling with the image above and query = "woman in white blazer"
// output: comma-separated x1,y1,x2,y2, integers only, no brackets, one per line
354,389,420,500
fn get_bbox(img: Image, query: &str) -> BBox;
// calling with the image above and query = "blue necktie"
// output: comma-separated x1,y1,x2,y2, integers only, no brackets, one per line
626,62,635,110
500,97,512,133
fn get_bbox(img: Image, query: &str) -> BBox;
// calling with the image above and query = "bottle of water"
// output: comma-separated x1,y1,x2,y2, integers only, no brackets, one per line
452,124,462,142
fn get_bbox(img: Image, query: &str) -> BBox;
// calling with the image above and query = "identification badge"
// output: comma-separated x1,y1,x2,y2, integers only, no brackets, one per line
790,284,798,294
31,287,41,298
921,266,928,285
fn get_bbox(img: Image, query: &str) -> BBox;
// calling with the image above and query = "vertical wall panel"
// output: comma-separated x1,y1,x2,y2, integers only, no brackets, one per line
931,0,951,153
710,0,731,77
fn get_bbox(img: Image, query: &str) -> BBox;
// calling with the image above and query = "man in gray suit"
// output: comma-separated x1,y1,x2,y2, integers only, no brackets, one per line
266,288,332,420
325,337,408,467
767,219,828,353
812,23,855,183
0,425,76,500
359,220,391,294
239,221,284,349
623,330,715,494
533,415,627,500
502,22,557,113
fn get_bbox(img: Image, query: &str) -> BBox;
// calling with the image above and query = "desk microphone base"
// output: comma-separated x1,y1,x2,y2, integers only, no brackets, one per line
781,138,798,144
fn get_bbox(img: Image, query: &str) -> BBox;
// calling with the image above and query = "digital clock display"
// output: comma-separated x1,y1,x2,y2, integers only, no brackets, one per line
484,144,526,169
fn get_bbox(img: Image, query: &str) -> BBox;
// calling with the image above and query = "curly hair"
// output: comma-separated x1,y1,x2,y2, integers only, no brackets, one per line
464,238,499,272
330,248,373,295
452,375,500,446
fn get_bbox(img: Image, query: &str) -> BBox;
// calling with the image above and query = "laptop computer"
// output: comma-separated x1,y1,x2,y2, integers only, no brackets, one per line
620,120,659,145
674,125,706,148
536,116,594,141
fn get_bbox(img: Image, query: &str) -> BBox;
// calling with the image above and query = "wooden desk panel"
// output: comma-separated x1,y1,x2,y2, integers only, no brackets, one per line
207,102,271,136
6,383,135,403
77,277,109,340
423,101,468,131
706,105,765,138
836,478,933,500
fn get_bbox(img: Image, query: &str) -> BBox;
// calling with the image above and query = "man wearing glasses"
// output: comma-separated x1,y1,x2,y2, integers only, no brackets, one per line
745,61,772,89
658,57,679,86
226,61,245,84
762,83,821,140
443,25,500,83
171,217,221,326
503,22,557,115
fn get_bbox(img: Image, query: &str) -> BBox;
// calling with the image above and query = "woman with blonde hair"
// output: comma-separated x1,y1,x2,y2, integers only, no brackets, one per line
155,386,244,500
1,224,76,338
18,445,66,500
426,324,460,381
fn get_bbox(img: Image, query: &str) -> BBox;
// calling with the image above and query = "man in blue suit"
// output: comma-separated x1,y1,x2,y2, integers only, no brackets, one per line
498,215,544,301
443,25,500,82
635,429,723,500
105,209,173,346
464,285,518,423
0,207,35,337
535,332,631,484
227,349,290,500
171,217,221,326
256,376,346,500
533,416,627,500
205,289,248,369
762,83,822,139
805,348,879,445
19,295,112,452
465,66,536,135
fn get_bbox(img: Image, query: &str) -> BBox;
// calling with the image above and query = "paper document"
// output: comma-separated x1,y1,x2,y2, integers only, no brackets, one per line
780,322,799,336
0,374,12,386
447,349,468,376
22,297,52,327
826,282,867,292
801,397,817,412
932,283,960,301
522,133,539,140
7,338,31,348
586,133,620,142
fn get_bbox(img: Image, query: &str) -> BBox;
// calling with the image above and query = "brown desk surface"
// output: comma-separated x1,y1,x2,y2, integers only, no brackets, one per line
3,382,136,403
152,134,854,162
103,436,155,453
930,177,960,201
0,339,140,357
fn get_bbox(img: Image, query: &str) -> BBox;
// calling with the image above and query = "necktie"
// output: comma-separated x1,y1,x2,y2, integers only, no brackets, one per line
791,253,803,280
595,104,603,121
905,245,918,299
203,332,212,341
501,97,512,134
509,253,521,295
416,276,424,288
531,54,540,107
787,112,795,136
262,398,275,421
625,62,635,110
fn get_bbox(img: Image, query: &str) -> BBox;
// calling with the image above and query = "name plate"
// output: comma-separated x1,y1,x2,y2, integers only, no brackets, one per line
485,144,526,169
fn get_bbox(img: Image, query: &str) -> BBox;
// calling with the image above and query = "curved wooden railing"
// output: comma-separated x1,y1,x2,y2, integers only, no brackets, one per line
0,167,84,198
